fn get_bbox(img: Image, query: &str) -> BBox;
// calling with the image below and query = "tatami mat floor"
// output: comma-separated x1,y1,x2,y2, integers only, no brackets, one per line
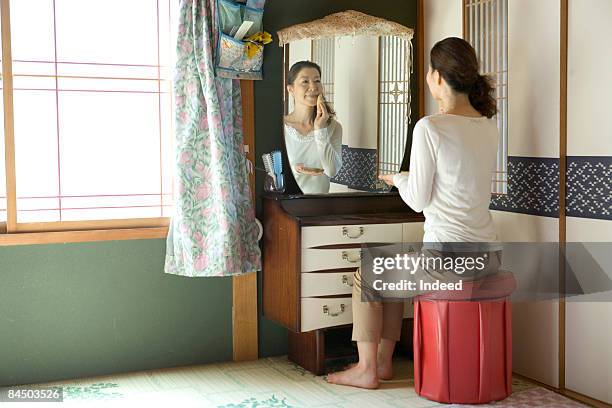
1,356,586,407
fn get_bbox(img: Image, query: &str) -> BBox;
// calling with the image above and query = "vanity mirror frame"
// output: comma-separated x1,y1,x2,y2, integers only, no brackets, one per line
276,10,417,197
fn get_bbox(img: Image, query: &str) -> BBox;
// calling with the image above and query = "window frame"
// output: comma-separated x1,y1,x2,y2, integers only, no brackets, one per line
310,38,335,109
463,0,509,196
377,35,411,176
0,0,240,246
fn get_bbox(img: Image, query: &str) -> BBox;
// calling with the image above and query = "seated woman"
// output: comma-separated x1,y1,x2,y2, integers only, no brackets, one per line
284,61,342,194
327,37,501,389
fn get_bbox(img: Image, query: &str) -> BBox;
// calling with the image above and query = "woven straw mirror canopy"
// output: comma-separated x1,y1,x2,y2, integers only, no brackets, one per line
277,10,414,46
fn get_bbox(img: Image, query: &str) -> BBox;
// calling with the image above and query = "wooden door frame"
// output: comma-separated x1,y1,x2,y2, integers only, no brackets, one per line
232,80,258,362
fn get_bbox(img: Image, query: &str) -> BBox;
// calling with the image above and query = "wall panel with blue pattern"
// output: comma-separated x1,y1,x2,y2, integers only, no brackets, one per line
489,156,611,221
566,156,611,220
331,146,380,191
330,151,610,220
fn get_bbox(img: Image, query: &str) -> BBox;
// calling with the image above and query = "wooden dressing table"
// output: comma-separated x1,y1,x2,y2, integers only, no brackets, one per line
262,193,424,374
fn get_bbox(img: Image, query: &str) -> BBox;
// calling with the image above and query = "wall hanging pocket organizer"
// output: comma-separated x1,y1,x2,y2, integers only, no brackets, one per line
216,0,267,80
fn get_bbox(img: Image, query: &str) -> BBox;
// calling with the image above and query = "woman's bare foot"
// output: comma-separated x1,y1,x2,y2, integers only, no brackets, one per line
326,363,379,389
377,361,393,380
344,359,393,380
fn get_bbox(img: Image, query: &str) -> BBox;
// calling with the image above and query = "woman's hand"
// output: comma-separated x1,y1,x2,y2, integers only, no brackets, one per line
296,163,325,176
379,171,408,186
378,173,397,186
314,94,329,130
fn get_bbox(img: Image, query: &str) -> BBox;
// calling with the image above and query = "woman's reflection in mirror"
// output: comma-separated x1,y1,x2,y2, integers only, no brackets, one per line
284,61,343,194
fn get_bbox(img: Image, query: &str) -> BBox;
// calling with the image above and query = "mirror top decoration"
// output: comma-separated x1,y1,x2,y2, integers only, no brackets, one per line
277,11,415,196
277,10,414,46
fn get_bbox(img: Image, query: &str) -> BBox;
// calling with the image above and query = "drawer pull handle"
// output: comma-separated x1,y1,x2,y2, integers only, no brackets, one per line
323,304,346,317
342,275,354,287
342,226,364,239
342,250,362,263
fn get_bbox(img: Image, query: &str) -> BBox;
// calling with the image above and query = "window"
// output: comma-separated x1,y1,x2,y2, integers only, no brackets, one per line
465,0,508,194
311,38,335,109
1,59,5,225
378,35,411,175
1,0,176,236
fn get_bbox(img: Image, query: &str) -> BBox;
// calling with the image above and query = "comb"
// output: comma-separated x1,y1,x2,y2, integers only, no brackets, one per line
271,150,284,190
262,153,276,188
271,149,282,176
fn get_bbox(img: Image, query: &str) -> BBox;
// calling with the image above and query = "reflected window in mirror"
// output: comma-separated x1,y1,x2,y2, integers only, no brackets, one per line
465,0,509,195
312,38,335,110
378,35,411,176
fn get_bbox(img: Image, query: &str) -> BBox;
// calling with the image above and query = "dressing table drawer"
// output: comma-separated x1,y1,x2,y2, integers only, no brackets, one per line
302,248,363,272
301,223,403,248
301,297,353,332
301,271,355,297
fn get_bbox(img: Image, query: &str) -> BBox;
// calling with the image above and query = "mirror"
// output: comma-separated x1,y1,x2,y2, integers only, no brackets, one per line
279,11,414,195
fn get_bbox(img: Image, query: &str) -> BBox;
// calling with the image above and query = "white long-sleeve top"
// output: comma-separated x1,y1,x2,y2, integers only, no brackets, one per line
393,114,499,243
284,120,343,194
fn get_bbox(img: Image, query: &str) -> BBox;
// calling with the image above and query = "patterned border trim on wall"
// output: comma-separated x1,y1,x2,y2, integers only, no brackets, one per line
490,157,560,218
330,152,610,220
331,146,383,192
489,156,611,221
566,156,611,221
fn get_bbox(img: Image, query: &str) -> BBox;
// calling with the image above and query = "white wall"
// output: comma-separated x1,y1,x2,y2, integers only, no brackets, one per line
567,0,612,156
504,0,561,387
334,36,379,149
565,0,612,403
423,0,462,115
565,219,612,404
492,211,560,387
475,0,564,388
508,0,560,158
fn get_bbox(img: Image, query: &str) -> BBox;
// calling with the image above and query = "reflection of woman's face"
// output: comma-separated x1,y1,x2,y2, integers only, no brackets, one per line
288,68,323,108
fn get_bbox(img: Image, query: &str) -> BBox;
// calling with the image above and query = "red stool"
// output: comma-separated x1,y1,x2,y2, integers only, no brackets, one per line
413,271,516,404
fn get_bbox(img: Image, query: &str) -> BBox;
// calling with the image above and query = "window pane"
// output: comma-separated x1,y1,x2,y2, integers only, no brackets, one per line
18,210,61,223
0,23,5,223
57,63,159,79
312,38,335,108
12,61,55,91
59,92,162,213
55,0,159,65
13,90,60,222
10,0,55,62
57,77,160,93
0,84,5,223
379,36,410,174
466,0,508,194
160,92,174,217
61,194,164,221
9,0,176,223
62,207,161,222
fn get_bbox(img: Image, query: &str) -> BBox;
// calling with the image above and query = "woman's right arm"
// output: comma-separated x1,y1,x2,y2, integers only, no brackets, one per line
313,122,342,178
393,120,438,212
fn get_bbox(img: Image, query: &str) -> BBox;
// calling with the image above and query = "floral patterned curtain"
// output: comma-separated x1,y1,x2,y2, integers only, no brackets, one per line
165,0,261,277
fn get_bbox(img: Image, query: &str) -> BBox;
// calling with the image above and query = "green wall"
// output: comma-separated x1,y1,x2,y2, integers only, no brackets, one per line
0,240,232,386
0,0,417,388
